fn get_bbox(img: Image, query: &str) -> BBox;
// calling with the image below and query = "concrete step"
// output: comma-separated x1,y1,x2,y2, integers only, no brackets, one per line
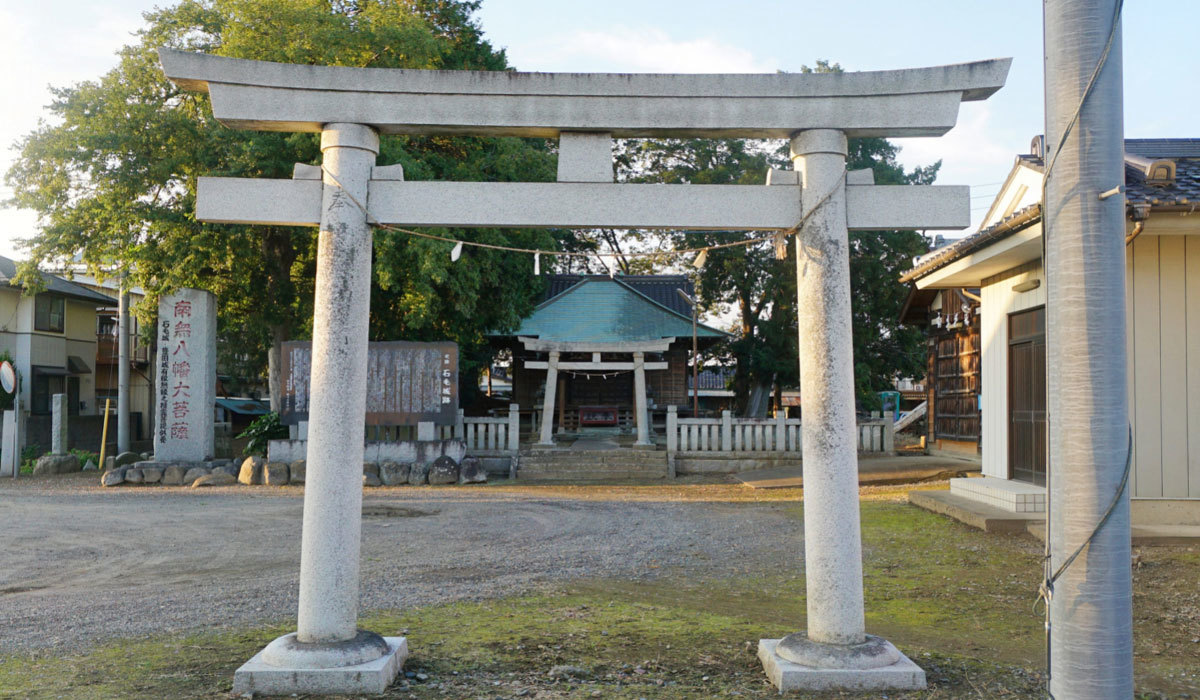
519,451,667,468
520,460,667,470
517,470,668,482
519,467,666,477
519,461,667,472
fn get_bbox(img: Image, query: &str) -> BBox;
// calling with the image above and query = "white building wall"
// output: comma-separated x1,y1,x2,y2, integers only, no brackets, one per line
979,256,1046,479
1127,234,1200,498
978,232,1199,500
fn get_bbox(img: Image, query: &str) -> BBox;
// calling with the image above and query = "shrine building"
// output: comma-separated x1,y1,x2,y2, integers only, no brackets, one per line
492,275,728,445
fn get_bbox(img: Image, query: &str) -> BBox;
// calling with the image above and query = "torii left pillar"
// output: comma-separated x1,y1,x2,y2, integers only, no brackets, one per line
232,123,408,695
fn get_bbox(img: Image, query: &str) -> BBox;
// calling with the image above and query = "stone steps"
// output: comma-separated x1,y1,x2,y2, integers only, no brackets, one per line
516,470,668,482
517,449,669,481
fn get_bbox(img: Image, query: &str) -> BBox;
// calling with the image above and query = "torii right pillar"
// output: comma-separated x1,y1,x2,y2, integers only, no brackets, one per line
756,130,926,691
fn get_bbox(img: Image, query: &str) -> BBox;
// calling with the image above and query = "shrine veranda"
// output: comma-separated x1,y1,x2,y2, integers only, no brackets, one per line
158,49,1010,694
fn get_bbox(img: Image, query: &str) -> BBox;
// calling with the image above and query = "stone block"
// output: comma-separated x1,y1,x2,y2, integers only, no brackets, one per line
50,393,68,455
288,460,306,484
239,455,266,485
82,459,98,471
101,470,125,487
379,461,410,486
125,468,144,484
428,455,459,485
363,472,382,487
232,636,407,696
458,456,486,484
192,471,237,487
268,439,307,464
114,451,140,468
265,461,290,486
141,466,163,484
418,442,443,465
408,462,430,486
33,453,81,476
363,462,380,478
758,639,925,692
104,456,116,472
371,441,416,463
182,466,210,485
442,439,467,464
162,465,187,486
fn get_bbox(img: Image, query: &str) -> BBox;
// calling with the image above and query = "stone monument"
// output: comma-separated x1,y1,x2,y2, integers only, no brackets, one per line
154,288,217,463
159,49,1009,695
33,393,81,475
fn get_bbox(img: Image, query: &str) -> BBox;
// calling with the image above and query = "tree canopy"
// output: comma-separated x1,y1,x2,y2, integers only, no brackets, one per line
618,133,936,412
5,0,559,406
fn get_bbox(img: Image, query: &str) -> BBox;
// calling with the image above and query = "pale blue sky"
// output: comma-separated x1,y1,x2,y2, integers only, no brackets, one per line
2,1,1197,259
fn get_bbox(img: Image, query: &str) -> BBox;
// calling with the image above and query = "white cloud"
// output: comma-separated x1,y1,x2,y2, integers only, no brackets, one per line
892,102,1037,232
509,26,776,73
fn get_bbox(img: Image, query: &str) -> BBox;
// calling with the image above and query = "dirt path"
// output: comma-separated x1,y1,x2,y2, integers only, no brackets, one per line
0,474,802,653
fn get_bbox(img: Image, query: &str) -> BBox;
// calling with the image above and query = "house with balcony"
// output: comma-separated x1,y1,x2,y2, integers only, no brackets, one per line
0,256,117,453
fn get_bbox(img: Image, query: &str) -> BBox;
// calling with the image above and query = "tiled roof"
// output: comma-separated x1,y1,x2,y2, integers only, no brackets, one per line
901,138,1199,283
899,205,1041,284
1125,157,1200,209
511,278,727,343
0,255,117,305
1126,138,1200,159
545,274,695,316
1014,139,1198,209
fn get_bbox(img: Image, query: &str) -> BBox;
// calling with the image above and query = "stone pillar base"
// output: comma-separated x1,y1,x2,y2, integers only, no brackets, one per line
233,635,407,696
758,639,925,692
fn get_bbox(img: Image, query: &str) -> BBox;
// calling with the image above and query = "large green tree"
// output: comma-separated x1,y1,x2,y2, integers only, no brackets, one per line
5,0,558,407
621,134,936,412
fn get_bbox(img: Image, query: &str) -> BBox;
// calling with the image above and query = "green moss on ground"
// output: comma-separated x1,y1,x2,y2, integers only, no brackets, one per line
0,490,1193,699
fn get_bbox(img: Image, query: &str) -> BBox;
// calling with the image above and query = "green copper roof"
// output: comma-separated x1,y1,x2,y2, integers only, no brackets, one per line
510,278,728,343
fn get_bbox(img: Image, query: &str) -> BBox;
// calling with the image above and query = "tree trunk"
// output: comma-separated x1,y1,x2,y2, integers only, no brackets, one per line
268,323,288,412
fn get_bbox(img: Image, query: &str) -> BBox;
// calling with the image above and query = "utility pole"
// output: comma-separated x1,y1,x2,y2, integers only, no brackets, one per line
676,289,699,415
1043,1,1132,697
117,276,131,454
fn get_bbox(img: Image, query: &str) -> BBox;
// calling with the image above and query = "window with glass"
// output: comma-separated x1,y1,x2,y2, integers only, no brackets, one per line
34,295,65,333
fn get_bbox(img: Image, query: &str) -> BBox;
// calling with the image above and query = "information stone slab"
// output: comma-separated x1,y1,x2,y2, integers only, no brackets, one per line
154,289,217,461
280,341,457,426
51,393,68,454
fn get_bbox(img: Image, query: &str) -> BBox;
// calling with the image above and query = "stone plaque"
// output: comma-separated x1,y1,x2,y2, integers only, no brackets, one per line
154,289,217,461
280,341,458,426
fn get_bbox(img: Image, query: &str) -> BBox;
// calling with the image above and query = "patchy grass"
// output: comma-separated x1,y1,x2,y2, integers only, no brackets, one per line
1,483,1195,699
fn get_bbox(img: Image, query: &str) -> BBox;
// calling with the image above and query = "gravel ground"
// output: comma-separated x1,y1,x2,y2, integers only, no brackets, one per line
0,473,802,654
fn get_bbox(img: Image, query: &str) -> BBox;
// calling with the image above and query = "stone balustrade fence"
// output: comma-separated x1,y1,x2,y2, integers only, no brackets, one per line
438,404,520,455
666,407,895,455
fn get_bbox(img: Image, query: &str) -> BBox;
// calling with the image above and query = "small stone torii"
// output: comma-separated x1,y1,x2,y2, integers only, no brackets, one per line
158,49,1009,694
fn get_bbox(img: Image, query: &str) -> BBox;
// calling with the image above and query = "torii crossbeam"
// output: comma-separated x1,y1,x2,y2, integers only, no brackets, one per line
159,49,1009,695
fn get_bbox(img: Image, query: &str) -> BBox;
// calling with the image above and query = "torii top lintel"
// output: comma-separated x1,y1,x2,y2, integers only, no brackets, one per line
158,49,1011,139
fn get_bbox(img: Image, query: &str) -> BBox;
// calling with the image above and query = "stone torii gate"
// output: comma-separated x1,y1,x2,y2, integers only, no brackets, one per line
158,49,1009,695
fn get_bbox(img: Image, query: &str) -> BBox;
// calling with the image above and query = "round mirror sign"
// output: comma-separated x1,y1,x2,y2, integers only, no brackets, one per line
0,361,15,395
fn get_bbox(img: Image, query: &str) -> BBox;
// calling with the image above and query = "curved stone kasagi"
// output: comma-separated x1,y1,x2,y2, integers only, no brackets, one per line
158,48,1010,138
